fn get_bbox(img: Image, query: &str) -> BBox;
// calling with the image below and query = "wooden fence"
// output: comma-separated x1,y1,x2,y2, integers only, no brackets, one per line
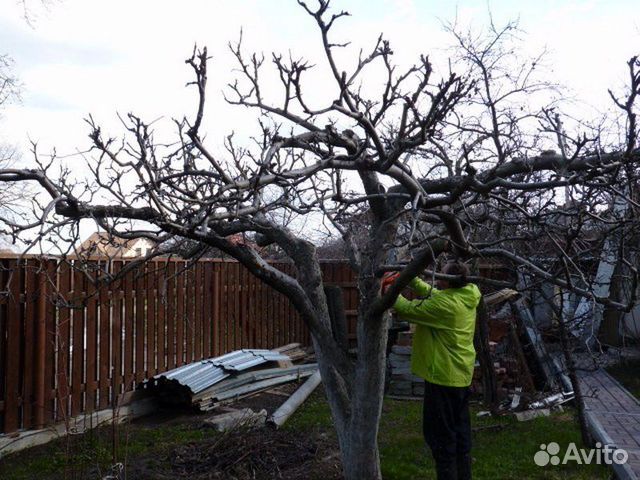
0,257,357,435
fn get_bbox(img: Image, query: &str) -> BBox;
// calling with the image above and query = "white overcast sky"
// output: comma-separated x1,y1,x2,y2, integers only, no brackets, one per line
1,0,639,164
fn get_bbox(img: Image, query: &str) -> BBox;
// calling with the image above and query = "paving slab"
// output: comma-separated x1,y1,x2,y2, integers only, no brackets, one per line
579,369,640,479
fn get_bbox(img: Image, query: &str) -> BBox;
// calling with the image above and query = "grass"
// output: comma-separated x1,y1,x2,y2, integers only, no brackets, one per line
287,393,610,479
607,358,640,399
0,414,209,479
1,394,611,479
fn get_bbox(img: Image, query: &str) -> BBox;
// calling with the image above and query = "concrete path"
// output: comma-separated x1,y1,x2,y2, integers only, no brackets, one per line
579,369,640,479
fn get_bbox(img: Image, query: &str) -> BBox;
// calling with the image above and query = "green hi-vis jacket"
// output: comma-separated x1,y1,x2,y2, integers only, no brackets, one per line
393,277,481,387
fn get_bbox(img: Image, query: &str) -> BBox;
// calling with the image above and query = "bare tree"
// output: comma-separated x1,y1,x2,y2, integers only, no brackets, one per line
0,53,30,249
0,2,638,477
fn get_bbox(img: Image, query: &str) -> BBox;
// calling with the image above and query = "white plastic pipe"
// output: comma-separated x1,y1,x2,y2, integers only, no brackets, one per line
268,370,321,428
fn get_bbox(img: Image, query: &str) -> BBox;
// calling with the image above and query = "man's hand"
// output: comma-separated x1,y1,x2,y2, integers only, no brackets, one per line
381,272,400,294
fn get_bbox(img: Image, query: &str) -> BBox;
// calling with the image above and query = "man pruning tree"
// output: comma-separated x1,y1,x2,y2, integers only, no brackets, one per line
383,262,481,480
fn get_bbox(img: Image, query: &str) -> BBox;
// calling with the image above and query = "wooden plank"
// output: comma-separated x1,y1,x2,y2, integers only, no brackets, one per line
221,263,230,353
112,261,123,400
279,267,286,345
212,264,220,356
85,262,98,412
273,265,281,348
166,262,176,369
134,262,145,383
342,263,357,341
33,262,48,427
239,265,247,349
194,262,203,360
280,264,290,345
71,263,85,416
261,268,269,349
203,262,212,357
185,265,194,363
176,262,185,367
247,267,256,348
56,261,72,421
44,260,56,424
22,260,38,429
4,259,21,432
232,263,240,350
156,262,166,373
146,262,157,377
123,263,135,390
285,263,296,344
98,261,110,410
223,263,230,351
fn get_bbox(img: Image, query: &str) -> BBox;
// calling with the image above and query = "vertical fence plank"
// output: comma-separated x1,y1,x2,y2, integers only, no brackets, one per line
247,267,256,348
85,262,98,412
112,261,123,401
220,263,229,353
134,263,145,383
56,261,72,422
22,260,38,429
176,262,185,367
223,263,229,353
42,261,56,425
203,262,212,358
146,263,157,378
185,266,194,364
44,261,57,425
123,265,134,390
239,265,247,349
277,267,285,346
229,262,236,351
33,262,48,427
260,268,268,349
212,263,220,356
98,261,110,410
71,264,85,416
272,265,280,348
166,262,176,369
156,262,166,374
285,263,295,344
194,262,203,360
4,260,21,433
234,263,242,350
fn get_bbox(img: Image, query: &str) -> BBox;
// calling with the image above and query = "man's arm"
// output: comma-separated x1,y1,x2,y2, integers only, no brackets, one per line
408,277,438,297
393,294,450,329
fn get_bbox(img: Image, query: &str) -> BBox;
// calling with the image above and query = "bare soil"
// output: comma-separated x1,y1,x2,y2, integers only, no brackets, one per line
129,386,342,480
129,425,342,480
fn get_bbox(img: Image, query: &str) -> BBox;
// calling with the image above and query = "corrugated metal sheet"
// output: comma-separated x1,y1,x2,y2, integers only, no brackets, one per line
152,349,291,394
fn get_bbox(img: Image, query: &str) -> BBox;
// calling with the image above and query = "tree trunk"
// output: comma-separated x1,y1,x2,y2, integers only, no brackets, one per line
557,311,593,446
475,298,498,412
338,308,389,480
324,285,349,352
314,326,387,480
341,433,383,480
312,284,389,480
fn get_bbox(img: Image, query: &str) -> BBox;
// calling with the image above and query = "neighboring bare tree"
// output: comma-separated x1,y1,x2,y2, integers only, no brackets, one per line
0,2,639,477
0,54,30,248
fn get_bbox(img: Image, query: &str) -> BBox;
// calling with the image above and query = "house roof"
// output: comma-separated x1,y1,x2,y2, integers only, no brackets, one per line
76,231,155,257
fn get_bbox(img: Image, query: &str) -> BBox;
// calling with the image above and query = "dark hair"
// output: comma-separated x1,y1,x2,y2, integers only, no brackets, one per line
442,261,470,288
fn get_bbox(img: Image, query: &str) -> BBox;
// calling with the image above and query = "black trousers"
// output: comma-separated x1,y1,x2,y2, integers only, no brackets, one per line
423,380,472,480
